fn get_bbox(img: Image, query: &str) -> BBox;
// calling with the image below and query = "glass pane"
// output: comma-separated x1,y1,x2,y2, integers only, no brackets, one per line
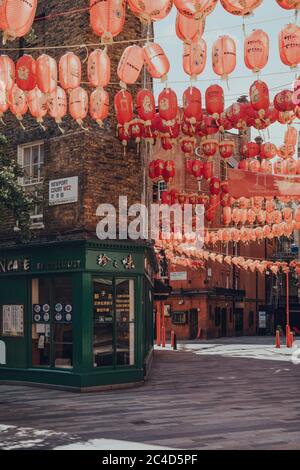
54,324,72,343
33,164,39,180
32,146,39,164
93,278,113,368
116,279,135,366
53,277,73,369
39,145,44,163
54,343,73,369
32,278,52,367
23,147,31,166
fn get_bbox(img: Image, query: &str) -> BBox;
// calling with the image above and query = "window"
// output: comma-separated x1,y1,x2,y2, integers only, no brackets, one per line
153,181,168,203
93,278,135,368
172,312,187,325
248,311,254,328
31,276,73,369
215,307,221,327
17,142,44,228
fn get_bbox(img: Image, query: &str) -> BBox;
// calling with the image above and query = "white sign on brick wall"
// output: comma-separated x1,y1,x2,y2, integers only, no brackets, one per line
170,272,187,281
49,177,78,206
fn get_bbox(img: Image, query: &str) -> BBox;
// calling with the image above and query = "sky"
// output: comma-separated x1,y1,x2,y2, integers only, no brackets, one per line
153,1,298,145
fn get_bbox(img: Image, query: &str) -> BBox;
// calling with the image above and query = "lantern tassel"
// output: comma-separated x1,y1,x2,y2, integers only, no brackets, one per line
0,116,6,126
17,117,26,131
57,124,65,134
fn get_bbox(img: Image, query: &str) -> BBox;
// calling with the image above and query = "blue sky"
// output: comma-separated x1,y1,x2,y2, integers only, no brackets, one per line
154,2,298,144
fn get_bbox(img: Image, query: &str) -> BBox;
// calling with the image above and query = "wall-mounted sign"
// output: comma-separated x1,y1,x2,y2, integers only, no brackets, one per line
2,305,24,337
0,258,30,274
33,304,50,323
0,340,6,365
170,272,188,282
49,176,78,206
259,311,267,329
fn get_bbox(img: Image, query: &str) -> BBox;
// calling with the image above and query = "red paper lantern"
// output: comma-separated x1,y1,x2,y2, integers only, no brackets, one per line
241,141,260,159
69,87,89,126
274,90,295,112
212,35,236,79
158,88,178,125
0,80,8,119
192,160,204,179
201,138,218,157
16,54,36,91
210,177,221,195
219,140,235,159
174,0,218,19
117,45,144,86
183,39,207,79
276,0,300,10
238,159,249,171
114,90,133,124
250,80,270,117
129,118,144,144
181,137,195,156
199,116,219,136
244,29,269,73
260,142,277,160
279,24,300,68
163,160,175,182
48,86,67,126
27,86,47,124
0,55,15,92
90,87,109,127
118,125,130,149
175,12,205,43
143,42,170,81
249,159,261,173
161,137,173,151
149,160,156,180
220,0,262,16
183,86,202,123
88,49,111,88
136,89,156,125
128,0,173,23
36,54,57,95
277,144,295,160
0,0,37,42
89,0,126,43
59,52,81,91
203,161,213,180
205,85,224,119
9,83,28,121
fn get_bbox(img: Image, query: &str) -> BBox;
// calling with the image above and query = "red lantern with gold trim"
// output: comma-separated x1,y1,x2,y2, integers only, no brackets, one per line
219,140,235,159
260,142,277,160
250,80,270,118
203,161,213,180
274,90,295,112
183,86,202,123
136,89,156,125
158,88,178,125
163,160,175,182
16,54,36,91
205,85,224,119
192,160,204,179
0,55,15,92
201,138,218,157
210,177,221,196
114,89,133,125
241,141,260,159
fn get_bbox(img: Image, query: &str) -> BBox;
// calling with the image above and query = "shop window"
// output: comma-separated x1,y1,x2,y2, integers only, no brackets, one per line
172,312,187,325
215,307,221,327
93,278,135,368
248,311,254,328
31,276,73,369
17,142,44,229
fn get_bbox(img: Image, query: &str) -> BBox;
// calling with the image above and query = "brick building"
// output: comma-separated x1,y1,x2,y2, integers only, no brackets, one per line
153,129,267,340
0,1,157,390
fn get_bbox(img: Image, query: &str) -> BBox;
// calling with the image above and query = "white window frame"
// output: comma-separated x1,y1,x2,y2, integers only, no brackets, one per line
17,141,45,229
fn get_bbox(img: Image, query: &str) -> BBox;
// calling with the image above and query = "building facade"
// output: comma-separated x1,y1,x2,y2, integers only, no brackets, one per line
0,1,156,390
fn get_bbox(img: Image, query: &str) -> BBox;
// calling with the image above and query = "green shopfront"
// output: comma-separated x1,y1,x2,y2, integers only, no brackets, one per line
0,240,156,391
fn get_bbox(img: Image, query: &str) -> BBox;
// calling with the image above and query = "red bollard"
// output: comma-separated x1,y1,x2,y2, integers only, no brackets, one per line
162,326,166,348
156,309,161,347
276,330,281,349
171,331,175,349
290,332,294,347
286,325,292,348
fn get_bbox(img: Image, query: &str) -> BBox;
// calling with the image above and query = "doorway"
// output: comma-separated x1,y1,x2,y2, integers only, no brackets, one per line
221,308,227,337
235,309,244,336
189,309,199,340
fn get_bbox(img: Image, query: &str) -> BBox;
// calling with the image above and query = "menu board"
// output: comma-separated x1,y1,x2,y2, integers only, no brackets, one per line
2,305,24,337
94,291,113,323
116,293,131,322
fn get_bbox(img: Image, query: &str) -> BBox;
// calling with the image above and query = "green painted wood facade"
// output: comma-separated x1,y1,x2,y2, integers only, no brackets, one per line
0,240,156,390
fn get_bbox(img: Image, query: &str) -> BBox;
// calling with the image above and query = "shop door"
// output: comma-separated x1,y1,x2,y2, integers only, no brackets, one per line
189,309,198,340
235,309,244,336
221,308,227,337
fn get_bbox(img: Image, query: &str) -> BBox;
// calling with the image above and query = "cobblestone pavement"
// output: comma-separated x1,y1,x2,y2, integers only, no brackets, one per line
0,343,300,450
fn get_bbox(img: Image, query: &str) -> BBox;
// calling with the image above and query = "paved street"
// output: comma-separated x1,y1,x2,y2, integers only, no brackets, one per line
1,339,300,450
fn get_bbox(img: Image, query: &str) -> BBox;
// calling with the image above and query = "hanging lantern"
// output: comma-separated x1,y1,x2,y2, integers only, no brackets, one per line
0,79,8,121
183,87,202,123
129,118,144,145
223,207,232,226
266,104,279,125
238,159,249,171
128,0,173,23
48,86,67,129
27,86,47,127
203,161,213,179
180,137,196,156
88,49,111,88
154,159,165,180
260,142,277,160
218,112,233,132
276,1,300,12
59,52,82,91
36,54,57,95
220,0,263,16
158,88,178,125
191,160,204,179
210,177,221,196
9,83,28,124
161,137,174,151
260,159,273,174
241,141,260,159
201,138,218,157
163,160,176,182
136,89,156,126
114,89,133,124
285,126,298,147
273,90,295,112
175,12,205,43
226,102,246,128
212,35,236,80
277,144,295,160
199,116,219,136
149,160,156,180
16,54,36,91
219,140,235,159
174,0,218,20
89,0,126,43
118,124,130,150
183,39,207,79
205,85,224,119
143,42,170,81
277,110,295,124
69,87,89,127
279,24,300,68
250,80,270,118
0,55,15,92
0,0,37,43
117,45,144,87
90,87,109,128
249,159,261,172
244,29,269,73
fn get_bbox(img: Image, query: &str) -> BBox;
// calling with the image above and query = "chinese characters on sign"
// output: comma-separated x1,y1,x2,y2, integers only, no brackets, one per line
2,305,24,337
49,177,78,206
